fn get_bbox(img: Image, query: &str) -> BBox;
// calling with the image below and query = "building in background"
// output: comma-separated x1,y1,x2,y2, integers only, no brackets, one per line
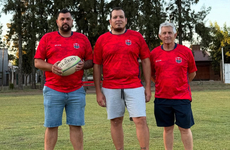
0,48,9,86
192,45,220,81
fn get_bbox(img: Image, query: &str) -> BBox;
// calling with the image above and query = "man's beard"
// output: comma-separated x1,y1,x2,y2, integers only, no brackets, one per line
113,27,125,33
60,24,71,32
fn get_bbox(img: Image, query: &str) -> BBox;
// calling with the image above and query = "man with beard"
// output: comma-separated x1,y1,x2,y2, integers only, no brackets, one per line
34,9,93,150
93,7,151,150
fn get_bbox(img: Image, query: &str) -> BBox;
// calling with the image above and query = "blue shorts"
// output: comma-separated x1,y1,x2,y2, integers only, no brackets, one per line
43,86,86,127
154,98,194,129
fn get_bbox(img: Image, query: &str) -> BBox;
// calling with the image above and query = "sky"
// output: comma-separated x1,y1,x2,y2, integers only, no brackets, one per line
192,0,230,27
0,0,230,36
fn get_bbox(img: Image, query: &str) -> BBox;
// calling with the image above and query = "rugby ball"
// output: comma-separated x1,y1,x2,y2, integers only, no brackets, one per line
58,56,82,76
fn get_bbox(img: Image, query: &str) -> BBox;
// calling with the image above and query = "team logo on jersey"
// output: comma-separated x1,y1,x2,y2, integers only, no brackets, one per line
73,43,80,49
175,57,182,63
125,39,132,46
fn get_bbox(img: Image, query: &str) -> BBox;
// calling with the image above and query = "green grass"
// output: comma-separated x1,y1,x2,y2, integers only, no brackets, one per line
0,89,230,150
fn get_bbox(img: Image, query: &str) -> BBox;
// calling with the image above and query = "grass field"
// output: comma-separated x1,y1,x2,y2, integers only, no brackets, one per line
0,83,230,150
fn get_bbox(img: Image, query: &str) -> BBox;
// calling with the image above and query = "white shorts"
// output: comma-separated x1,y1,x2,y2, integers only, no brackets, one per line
102,87,146,120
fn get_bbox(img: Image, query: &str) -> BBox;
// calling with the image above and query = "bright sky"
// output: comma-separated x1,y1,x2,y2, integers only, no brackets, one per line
0,0,229,35
192,0,230,27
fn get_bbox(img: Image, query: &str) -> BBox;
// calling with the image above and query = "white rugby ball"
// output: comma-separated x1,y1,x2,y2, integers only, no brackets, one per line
58,56,82,76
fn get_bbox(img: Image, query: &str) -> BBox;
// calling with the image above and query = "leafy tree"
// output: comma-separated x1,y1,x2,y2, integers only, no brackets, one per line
208,22,230,72
2,0,27,90
166,0,211,45
0,23,3,48
139,0,167,50
8,54,15,61
34,0,51,89
195,22,212,50
36,0,50,39
22,0,37,88
70,0,109,46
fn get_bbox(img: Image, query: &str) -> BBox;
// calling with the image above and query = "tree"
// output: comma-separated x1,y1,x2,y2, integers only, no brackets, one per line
208,22,230,72
71,0,109,46
166,0,211,45
2,0,27,90
195,22,212,51
0,23,3,48
35,0,51,89
23,0,37,88
8,54,15,61
3,0,52,89
139,0,167,50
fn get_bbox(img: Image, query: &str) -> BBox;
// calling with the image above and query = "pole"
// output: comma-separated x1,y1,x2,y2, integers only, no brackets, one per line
12,65,14,84
221,47,225,83
1,48,4,89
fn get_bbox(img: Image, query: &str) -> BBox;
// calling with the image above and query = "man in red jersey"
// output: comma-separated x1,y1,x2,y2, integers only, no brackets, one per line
34,9,93,150
93,7,151,150
150,22,197,150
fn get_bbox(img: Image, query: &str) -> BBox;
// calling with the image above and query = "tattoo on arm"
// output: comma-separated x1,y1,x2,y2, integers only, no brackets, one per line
141,147,146,149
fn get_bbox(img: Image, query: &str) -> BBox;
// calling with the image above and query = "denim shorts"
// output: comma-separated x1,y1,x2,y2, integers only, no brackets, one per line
43,86,86,127
154,98,194,129
102,87,146,120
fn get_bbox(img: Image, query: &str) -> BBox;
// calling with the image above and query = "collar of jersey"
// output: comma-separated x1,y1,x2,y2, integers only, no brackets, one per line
161,43,177,50
58,31,73,37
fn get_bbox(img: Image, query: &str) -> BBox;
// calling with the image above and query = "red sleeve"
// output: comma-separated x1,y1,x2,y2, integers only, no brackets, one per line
188,49,197,73
93,36,103,65
83,35,93,61
138,33,150,60
150,50,155,77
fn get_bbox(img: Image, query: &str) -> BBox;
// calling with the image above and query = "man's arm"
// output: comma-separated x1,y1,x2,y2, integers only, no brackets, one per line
34,59,62,76
189,72,196,82
34,59,52,71
83,60,93,69
76,60,93,71
141,58,152,102
93,64,106,107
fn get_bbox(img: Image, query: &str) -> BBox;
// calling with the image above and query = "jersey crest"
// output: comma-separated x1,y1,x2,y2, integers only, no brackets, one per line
73,43,80,49
175,57,182,63
125,39,132,46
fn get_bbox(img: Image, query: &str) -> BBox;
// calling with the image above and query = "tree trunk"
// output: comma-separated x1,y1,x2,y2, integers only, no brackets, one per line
18,33,23,90
178,0,183,45
17,1,23,90
30,0,37,89
40,70,45,90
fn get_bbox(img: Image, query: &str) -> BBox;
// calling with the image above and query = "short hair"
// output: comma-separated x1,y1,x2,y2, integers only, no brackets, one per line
57,9,72,19
159,22,177,34
110,7,126,19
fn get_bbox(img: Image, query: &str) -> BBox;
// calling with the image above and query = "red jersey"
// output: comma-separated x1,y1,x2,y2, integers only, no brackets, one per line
93,29,150,89
34,31,92,93
150,44,197,100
